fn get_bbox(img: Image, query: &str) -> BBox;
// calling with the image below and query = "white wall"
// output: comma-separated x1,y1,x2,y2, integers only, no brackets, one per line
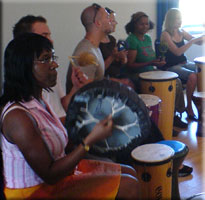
1,0,157,91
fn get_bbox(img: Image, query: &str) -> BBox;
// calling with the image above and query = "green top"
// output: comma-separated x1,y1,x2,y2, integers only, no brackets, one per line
126,33,156,73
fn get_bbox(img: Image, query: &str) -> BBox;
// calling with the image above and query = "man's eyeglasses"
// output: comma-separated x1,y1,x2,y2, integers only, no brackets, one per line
92,3,101,23
35,55,58,64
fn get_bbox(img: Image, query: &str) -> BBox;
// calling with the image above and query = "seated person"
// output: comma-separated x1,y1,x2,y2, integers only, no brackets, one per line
99,7,135,90
124,11,192,177
66,4,133,94
124,11,188,129
160,8,205,120
1,33,138,200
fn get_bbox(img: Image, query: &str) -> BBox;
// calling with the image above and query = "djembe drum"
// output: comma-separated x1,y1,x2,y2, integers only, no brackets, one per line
157,140,189,200
194,56,205,92
65,79,154,163
138,94,161,126
131,143,174,200
139,71,178,140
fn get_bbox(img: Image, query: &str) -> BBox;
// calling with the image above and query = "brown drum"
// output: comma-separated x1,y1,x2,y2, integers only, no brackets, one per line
192,91,205,137
139,71,178,140
131,143,174,200
194,56,205,92
192,91,205,121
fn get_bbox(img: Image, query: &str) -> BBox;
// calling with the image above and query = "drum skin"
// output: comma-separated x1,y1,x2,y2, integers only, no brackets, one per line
65,79,162,162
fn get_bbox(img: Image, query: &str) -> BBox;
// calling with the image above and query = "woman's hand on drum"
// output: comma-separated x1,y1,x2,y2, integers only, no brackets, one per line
152,59,166,68
84,115,113,146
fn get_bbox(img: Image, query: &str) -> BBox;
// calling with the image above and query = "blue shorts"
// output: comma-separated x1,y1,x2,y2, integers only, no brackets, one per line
166,62,196,83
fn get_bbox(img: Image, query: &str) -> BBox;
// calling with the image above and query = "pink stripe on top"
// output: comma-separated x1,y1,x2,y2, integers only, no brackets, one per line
1,98,68,188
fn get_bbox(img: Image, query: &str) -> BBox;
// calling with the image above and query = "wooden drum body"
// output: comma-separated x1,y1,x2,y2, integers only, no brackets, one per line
194,56,205,92
131,143,174,200
139,71,178,140
139,94,161,126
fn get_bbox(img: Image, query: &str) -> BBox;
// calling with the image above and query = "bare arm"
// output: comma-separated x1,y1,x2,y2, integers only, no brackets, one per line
183,29,205,45
2,108,113,185
161,31,204,56
61,67,89,112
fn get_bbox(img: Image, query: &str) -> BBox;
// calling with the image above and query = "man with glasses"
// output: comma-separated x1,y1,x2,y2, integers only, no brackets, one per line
13,15,88,125
66,3,112,94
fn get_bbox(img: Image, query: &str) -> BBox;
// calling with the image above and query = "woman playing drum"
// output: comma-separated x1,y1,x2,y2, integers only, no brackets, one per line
0,33,138,199
160,8,205,120
124,11,187,129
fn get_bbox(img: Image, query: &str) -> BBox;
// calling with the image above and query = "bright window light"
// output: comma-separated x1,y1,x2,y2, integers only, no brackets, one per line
179,0,205,35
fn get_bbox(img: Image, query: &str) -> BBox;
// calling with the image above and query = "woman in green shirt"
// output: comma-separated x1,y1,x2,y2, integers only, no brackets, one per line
125,12,165,73
124,11,192,177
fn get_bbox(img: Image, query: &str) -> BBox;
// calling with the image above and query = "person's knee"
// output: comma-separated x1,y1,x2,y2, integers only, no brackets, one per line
121,164,137,177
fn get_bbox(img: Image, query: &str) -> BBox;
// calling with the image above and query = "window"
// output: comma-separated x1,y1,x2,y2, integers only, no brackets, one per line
179,0,205,35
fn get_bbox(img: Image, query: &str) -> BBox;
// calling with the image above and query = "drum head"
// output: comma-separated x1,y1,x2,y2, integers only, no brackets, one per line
139,71,178,81
131,143,174,165
194,56,205,64
65,79,152,159
139,94,161,107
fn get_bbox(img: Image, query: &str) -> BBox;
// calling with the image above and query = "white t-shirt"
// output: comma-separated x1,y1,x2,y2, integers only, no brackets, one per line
43,74,66,118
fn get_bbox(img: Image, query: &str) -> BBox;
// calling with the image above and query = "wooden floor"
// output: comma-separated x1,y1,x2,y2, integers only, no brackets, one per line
175,111,205,199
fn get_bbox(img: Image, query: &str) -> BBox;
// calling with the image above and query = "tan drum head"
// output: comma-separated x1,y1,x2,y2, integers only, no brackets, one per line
139,71,178,81
138,94,161,107
194,56,205,64
131,143,174,165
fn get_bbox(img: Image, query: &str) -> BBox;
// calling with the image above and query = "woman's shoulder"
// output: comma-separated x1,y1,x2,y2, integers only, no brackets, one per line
160,31,171,40
144,34,152,40
126,33,135,39
126,33,136,44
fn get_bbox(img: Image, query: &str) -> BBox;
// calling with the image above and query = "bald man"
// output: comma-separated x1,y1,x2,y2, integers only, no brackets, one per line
66,4,111,93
